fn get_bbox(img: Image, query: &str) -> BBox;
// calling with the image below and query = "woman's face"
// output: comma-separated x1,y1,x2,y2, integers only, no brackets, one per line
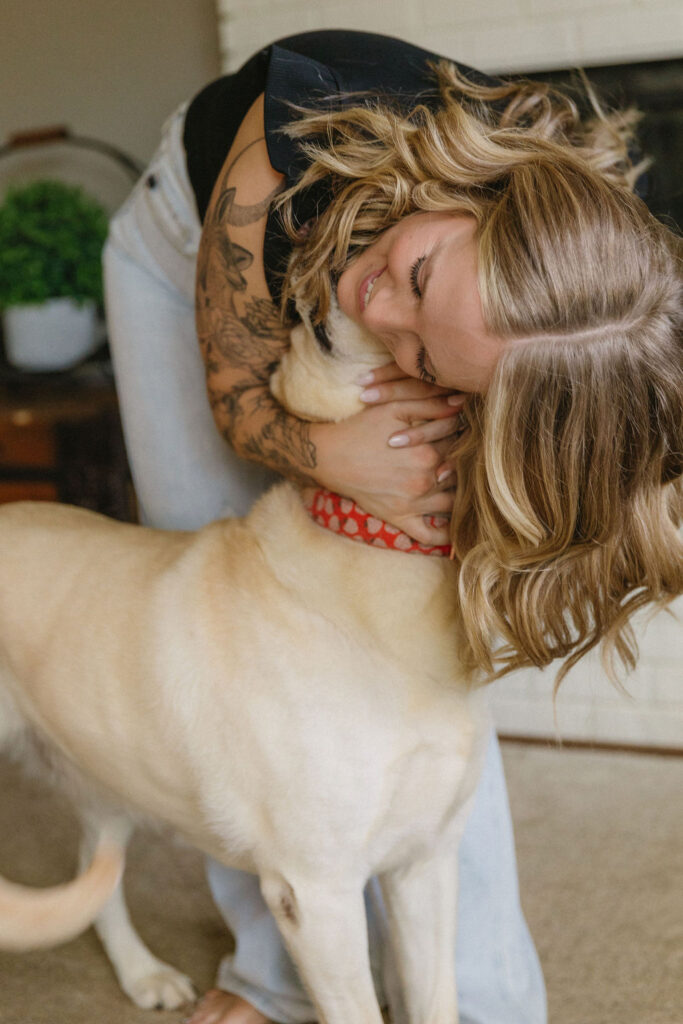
336,212,508,393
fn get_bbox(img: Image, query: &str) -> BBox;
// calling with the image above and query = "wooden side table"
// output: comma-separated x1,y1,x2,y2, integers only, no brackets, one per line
0,370,136,521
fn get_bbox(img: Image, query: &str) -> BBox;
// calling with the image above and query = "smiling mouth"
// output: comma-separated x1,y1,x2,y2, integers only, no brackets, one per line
360,269,384,312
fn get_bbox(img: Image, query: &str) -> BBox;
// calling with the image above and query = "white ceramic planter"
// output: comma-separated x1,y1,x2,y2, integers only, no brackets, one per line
3,298,101,372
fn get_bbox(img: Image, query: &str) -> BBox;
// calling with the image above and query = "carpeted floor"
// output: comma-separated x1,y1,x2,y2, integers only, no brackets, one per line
0,742,681,1024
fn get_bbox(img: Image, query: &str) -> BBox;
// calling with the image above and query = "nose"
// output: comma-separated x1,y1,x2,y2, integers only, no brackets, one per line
365,270,415,339
364,285,419,375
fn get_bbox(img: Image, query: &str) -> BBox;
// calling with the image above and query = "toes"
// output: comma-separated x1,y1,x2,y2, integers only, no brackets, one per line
184,989,230,1024
127,967,196,1010
184,989,270,1024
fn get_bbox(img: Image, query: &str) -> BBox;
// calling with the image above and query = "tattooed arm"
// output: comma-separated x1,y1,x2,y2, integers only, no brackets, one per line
196,94,321,485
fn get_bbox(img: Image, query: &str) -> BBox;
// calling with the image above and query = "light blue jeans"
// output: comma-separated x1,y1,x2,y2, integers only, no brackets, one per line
103,104,546,1024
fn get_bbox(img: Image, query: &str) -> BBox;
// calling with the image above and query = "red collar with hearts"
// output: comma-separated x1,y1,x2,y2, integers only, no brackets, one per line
304,489,452,557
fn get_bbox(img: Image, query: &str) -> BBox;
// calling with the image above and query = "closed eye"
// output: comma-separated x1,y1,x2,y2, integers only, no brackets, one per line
416,345,436,385
410,255,426,300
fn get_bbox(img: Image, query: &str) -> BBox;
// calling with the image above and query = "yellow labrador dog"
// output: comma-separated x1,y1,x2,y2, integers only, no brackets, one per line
0,295,490,1023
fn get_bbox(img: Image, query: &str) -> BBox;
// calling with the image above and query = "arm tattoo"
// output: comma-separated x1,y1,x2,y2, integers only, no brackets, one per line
197,140,283,295
242,405,318,485
242,296,287,338
209,383,318,487
196,139,318,483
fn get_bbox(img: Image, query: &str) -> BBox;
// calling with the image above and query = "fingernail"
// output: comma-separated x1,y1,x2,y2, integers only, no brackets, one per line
447,394,464,406
437,468,453,483
360,387,380,402
356,372,375,386
429,515,449,528
388,433,410,447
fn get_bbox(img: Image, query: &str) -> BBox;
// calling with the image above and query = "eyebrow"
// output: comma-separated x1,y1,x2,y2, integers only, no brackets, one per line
420,247,437,305
420,244,451,386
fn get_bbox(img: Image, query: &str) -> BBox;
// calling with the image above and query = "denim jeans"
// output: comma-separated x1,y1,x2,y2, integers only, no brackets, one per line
103,104,547,1024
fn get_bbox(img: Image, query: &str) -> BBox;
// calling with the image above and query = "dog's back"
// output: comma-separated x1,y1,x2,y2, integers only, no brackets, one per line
0,296,489,1022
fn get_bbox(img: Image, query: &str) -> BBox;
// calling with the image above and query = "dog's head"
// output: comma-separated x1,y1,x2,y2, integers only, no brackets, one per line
270,290,388,423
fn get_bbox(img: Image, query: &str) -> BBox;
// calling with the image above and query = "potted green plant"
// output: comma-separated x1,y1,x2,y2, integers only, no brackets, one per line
0,179,109,371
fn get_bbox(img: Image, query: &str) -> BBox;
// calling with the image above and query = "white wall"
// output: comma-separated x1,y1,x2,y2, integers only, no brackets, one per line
217,0,683,74
1,0,220,170
217,0,682,749
0,0,220,222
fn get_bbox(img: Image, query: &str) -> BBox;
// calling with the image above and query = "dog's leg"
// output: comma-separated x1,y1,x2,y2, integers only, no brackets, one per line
260,871,385,1024
378,844,460,1024
79,814,195,1010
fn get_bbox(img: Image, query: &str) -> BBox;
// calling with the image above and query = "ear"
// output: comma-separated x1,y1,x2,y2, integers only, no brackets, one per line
323,295,387,366
270,294,388,423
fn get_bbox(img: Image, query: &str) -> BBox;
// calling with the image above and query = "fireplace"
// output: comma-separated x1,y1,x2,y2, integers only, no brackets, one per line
521,57,682,231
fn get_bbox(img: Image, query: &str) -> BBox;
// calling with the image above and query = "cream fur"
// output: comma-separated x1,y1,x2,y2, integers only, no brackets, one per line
0,294,490,1023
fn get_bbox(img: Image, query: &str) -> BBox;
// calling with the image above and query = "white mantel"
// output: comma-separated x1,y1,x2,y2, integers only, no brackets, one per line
216,0,683,75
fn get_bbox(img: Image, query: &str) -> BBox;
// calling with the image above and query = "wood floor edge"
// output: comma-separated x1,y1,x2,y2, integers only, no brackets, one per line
498,734,683,758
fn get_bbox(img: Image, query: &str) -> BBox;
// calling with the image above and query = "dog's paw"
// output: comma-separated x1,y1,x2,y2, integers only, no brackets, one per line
124,963,196,1010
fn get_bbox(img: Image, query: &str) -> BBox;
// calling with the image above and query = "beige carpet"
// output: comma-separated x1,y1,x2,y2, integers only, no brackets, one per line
0,743,681,1024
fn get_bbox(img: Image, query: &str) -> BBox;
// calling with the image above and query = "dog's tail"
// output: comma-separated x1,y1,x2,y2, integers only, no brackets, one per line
0,835,124,951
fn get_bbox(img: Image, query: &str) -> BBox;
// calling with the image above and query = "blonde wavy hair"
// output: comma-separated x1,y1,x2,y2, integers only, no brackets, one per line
276,63,683,687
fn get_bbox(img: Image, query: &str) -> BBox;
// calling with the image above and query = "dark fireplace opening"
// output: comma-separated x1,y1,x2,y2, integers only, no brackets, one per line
519,58,682,232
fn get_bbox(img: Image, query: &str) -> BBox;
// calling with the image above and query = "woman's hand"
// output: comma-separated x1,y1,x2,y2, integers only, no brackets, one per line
312,362,467,545
359,359,464,462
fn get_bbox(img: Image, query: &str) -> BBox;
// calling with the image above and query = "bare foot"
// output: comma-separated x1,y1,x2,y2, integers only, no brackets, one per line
185,988,270,1024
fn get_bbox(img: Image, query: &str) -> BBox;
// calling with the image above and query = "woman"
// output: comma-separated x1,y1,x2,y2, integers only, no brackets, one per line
104,29,682,1024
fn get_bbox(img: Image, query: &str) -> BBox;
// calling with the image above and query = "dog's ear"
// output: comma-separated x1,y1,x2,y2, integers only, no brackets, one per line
271,291,388,423
322,293,387,366
273,267,389,421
